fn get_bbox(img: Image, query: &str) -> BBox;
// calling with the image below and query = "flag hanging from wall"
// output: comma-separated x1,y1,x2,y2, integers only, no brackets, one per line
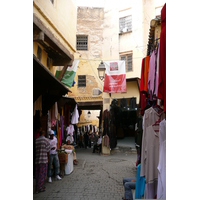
55,60,79,88
103,61,126,93
61,60,79,88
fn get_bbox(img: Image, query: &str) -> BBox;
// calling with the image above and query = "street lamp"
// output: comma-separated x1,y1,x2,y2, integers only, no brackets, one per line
87,111,91,118
97,61,106,81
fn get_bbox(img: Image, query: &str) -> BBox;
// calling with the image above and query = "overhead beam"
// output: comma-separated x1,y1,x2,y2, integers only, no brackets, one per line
57,60,74,81
33,30,44,41
33,13,74,61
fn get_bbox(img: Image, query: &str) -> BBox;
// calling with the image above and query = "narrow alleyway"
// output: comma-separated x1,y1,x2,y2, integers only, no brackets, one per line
33,139,137,200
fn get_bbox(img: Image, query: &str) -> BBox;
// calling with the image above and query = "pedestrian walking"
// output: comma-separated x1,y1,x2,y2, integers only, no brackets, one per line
35,130,50,194
48,130,62,183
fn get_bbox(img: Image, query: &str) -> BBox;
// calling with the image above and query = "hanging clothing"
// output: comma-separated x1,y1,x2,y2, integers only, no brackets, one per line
145,125,159,183
155,43,160,97
140,58,145,92
148,51,156,98
66,124,74,137
102,135,109,148
145,180,158,199
61,116,64,141
135,164,145,199
139,57,149,115
56,127,62,150
71,105,79,124
158,3,166,112
139,92,147,116
140,107,165,178
120,98,127,110
64,105,71,126
157,119,166,199
141,107,159,178
144,56,150,92
129,97,137,109
55,102,58,120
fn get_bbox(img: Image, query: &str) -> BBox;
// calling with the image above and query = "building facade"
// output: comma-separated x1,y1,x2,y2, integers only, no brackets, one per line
33,0,77,130
69,0,156,131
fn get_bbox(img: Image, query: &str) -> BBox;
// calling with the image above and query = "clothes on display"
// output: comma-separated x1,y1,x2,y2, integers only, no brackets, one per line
157,119,166,199
66,124,74,137
64,105,71,126
71,104,79,124
102,134,109,148
148,51,157,99
140,107,166,198
135,164,145,199
138,3,166,198
157,3,166,112
139,2,166,114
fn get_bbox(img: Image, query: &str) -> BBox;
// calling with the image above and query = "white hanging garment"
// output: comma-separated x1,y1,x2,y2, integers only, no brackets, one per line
157,119,166,199
71,105,79,124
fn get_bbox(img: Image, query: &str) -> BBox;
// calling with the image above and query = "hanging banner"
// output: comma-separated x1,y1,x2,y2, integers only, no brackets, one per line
61,60,79,88
55,60,79,88
103,61,126,93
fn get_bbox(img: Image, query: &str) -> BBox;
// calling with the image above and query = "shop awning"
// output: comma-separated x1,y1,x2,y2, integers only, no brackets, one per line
57,96,77,108
33,55,72,113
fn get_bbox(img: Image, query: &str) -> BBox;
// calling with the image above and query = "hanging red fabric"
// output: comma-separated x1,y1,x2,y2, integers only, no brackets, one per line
157,3,166,112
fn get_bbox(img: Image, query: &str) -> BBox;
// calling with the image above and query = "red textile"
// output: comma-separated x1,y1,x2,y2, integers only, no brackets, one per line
144,56,150,92
158,3,166,112
139,57,148,115
140,92,147,116
140,58,145,92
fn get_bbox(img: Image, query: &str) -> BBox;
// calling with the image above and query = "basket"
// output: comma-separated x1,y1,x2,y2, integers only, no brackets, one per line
58,152,68,164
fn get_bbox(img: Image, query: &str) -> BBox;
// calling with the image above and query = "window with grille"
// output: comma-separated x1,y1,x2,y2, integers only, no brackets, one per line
37,46,42,61
119,15,132,33
76,35,88,50
121,54,133,72
78,75,86,87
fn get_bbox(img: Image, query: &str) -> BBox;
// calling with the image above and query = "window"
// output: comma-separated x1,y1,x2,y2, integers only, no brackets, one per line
121,54,133,72
47,57,51,70
37,46,42,61
78,75,86,87
119,15,132,33
50,0,54,4
76,35,88,50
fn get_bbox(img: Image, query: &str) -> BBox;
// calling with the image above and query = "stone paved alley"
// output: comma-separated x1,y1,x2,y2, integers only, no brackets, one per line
33,144,137,200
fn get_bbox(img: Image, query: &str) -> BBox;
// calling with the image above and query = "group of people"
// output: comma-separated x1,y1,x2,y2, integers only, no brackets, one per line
34,128,62,194
77,130,102,154
34,126,78,194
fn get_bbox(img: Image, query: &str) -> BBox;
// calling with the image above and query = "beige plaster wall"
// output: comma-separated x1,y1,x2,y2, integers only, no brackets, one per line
33,0,77,55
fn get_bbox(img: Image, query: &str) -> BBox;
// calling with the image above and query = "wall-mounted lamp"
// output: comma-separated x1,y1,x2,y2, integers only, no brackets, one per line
97,61,106,81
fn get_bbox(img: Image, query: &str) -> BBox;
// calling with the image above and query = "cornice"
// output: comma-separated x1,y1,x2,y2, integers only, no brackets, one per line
33,1,75,53
74,96,103,102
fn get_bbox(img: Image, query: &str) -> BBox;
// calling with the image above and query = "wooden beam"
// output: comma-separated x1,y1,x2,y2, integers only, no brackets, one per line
57,60,73,81
33,30,44,41
33,13,74,61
